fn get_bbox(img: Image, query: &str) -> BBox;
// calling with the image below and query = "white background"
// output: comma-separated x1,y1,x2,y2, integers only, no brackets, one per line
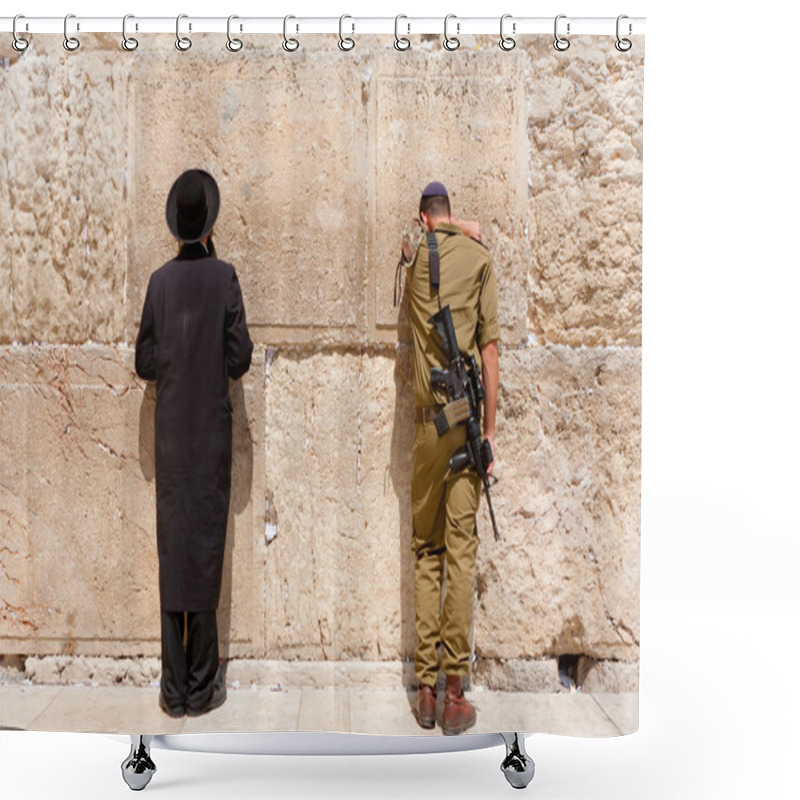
3,1,798,797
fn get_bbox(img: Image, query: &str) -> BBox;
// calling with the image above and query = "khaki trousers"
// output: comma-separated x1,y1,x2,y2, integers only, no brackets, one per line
411,418,481,688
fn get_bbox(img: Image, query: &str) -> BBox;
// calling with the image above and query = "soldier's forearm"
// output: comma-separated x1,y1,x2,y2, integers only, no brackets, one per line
481,341,499,438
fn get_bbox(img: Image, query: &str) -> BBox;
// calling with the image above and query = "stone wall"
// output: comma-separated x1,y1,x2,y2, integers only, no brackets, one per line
0,34,643,689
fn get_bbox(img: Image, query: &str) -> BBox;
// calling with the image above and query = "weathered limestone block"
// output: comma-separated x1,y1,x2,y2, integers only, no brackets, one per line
22,655,161,687
0,44,130,344
523,37,644,346
0,346,156,650
372,48,529,345
578,658,639,693
262,344,639,667
263,349,411,661
474,346,641,661
473,658,562,693
0,346,266,657
359,347,416,659
128,38,370,346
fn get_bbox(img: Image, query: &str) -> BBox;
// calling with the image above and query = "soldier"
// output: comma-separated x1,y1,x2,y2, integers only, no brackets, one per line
408,181,500,734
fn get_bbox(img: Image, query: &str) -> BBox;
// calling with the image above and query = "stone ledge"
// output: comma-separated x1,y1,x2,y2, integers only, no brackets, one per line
5,656,638,694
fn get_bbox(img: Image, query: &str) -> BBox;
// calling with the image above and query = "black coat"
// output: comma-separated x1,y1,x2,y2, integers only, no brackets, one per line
135,243,253,611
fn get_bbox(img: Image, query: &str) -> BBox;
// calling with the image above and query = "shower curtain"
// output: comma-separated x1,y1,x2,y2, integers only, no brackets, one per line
0,26,643,739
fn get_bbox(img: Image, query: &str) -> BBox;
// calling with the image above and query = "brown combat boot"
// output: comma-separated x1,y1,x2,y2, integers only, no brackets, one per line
442,675,476,735
414,684,437,729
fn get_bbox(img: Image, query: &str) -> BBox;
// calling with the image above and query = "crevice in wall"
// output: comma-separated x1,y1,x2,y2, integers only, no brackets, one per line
356,352,363,494
558,653,592,691
587,544,640,647
263,347,277,547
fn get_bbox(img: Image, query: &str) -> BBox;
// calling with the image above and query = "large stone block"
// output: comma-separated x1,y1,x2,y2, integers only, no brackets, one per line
261,343,639,667
263,349,416,661
0,346,156,651
0,345,266,657
523,37,644,346
127,39,370,347
474,345,641,661
0,44,130,344
359,347,416,659
371,47,529,346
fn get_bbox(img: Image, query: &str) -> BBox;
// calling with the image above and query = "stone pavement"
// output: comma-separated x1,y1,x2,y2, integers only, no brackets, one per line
0,683,636,737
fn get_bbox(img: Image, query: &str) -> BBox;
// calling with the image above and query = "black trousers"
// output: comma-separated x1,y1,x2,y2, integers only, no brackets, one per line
160,610,218,712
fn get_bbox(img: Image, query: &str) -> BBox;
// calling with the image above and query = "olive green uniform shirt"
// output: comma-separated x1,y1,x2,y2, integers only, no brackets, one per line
409,222,500,408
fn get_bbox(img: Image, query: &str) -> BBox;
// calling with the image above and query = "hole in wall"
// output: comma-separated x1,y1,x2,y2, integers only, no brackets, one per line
558,653,596,691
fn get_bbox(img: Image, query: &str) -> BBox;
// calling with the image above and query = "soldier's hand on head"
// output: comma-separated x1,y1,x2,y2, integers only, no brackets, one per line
455,219,481,242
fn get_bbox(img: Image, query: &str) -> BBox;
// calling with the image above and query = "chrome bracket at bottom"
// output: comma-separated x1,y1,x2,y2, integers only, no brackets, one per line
500,732,535,789
121,735,156,791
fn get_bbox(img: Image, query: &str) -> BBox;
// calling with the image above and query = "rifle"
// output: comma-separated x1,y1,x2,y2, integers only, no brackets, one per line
428,304,500,541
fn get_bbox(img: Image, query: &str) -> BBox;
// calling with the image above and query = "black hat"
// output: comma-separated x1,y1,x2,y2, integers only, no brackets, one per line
165,169,220,243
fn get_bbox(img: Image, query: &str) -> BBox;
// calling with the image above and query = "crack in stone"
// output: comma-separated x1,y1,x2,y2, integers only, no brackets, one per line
69,358,132,398
310,545,329,661
1,599,38,631
356,353,363,494
46,371,75,415
0,544,30,559
263,347,277,547
63,418,134,470
90,435,129,463
587,544,639,647
0,543,29,585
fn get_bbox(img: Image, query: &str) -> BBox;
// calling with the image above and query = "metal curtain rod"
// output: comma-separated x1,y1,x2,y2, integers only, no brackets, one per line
0,16,646,37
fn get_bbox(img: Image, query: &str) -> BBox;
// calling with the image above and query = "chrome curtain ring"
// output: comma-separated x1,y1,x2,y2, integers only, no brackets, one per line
63,13,80,51
12,14,29,52
615,14,632,51
282,15,299,52
553,14,570,52
499,13,516,51
394,14,410,51
175,14,192,51
443,13,460,51
226,15,243,52
122,14,139,51
338,14,355,51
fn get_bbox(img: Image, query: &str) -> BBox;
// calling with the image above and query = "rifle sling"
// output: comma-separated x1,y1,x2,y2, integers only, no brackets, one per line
426,228,457,292
426,232,440,290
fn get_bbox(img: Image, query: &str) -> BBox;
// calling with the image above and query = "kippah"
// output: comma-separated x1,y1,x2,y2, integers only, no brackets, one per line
421,181,449,198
